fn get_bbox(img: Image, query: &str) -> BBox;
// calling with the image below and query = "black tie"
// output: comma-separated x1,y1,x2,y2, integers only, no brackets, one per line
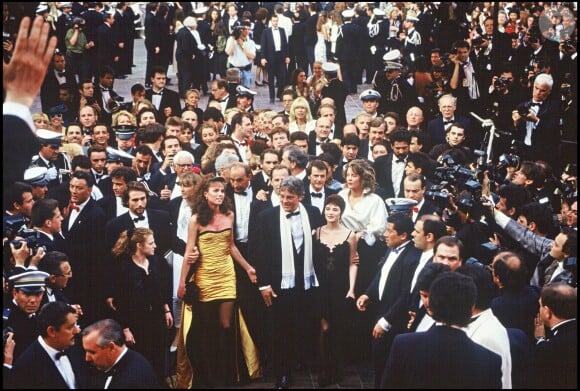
391,245,404,254
395,158,405,163
310,192,323,198
218,97,228,103
544,261,559,285
133,215,145,223
58,72,66,77
443,120,454,125
152,90,163,95
235,191,247,196
286,211,300,218
55,351,67,360
100,87,109,92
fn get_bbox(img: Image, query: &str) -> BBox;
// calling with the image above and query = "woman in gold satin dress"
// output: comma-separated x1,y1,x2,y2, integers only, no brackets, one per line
177,176,261,387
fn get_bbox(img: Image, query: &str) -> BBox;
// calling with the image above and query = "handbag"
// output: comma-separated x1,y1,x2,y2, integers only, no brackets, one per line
182,279,199,305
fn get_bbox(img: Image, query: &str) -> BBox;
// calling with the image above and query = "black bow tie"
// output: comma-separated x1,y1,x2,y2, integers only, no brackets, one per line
443,120,454,125
310,192,323,198
55,351,67,360
235,191,247,196
152,90,163,95
286,211,300,218
57,71,66,77
133,214,145,223
316,139,328,145
395,158,406,163
391,245,405,254
531,101,542,107
218,97,228,103
100,87,110,92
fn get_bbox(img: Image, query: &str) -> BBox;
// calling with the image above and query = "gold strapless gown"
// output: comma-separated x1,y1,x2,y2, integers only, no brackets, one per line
176,229,261,387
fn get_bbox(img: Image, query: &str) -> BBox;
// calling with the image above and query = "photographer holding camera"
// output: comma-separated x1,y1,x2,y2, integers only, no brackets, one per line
64,16,90,83
512,73,561,170
488,66,524,134
225,20,256,88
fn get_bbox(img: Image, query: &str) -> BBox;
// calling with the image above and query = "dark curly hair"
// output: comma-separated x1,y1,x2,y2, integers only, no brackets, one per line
193,176,233,226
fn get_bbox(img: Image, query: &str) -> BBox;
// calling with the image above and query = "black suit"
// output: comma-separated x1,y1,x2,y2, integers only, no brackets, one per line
144,10,163,81
373,153,407,199
364,242,421,387
3,115,41,187
414,199,439,222
8,340,87,389
105,208,172,258
96,22,118,73
40,68,77,113
251,204,324,379
426,115,472,148
533,319,577,389
250,171,271,195
90,348,162,389
301,184,338,213
145,87,182,124
261,26,289,101
98,195,125,222
175,26,199,96
3,301,39,361
61,198,107,322
321,78,347,125
381,325,502,388
336,21,361,93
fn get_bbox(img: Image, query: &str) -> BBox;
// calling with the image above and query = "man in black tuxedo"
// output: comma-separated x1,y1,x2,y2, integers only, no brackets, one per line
356,213,422,388
533,283,577,389
380,272,502,388
175,16,201,97
145,66,182,124
302,160,338,214
250,148,280,194
261,14,290,103
336,9,361,94
82,319,161,388
373,130,411,199
321,63,347,126
403,173,440,222
40,52,77,113
8,301,87,389
30,198,67,252
144,2,163,84
96,11,119,76
513,73,562,170
104,181,172,259
61,171,107,323
253,176,324,389
426,94,472,148
98,166,136,222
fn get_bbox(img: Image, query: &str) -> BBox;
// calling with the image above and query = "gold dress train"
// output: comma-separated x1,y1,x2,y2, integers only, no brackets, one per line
176,229,261,388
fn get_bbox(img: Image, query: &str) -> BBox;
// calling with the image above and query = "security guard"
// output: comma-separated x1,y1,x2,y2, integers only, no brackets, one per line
4,270,50,361
235,85,257,112
385,197,418,218
359,89,382,118
23,167,50,201
321,62,347,125
373,50,419,116
29,129,71,190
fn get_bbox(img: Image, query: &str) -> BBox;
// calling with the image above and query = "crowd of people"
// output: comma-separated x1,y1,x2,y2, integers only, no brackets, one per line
3,2,578,389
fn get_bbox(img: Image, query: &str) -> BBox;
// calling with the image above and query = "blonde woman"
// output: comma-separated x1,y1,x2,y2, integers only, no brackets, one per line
314,11,329,63
112,110,137,127
288,96,316,134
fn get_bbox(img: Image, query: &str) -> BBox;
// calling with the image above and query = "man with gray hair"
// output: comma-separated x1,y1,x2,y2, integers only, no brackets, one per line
215,150,241,179
82,319,161,388
281,144,309,180
513,73,561,167
253,175,324,389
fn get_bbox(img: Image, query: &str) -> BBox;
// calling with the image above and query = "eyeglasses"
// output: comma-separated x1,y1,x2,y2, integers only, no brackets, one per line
175,163,194,168
50,113,63,118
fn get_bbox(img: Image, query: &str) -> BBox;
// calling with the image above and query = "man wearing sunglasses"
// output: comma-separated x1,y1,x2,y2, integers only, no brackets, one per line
28,129,71,190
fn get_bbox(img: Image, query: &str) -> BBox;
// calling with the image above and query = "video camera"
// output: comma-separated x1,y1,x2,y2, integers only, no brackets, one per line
494,77,511,89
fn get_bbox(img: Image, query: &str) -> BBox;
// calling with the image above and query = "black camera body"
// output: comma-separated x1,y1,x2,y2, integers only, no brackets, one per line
494,77,510,89
10,227,44,252
3,215,27,241
472,36,485,47
517,101,532,116
425,184,450,209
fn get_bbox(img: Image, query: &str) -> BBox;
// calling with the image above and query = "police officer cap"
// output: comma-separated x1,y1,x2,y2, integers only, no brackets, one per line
106,147,134,164
383,49,401,62
9,270,50,293
322,62,339,74
342,9,355,18
359,89,381,101
23,167,49,187
236,85,257,98
194,6,209,15
37,129,63,147
113,125,136,140
372,8,385,17
36,4,49,14
59,2,73,8
385,198,418,215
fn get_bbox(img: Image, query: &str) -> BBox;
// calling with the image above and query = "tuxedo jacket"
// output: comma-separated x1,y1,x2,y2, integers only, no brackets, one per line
426,115,472,147
260,26,289,63
3,115,40,187
148,167,178,195
533,319,577,389
144,11,162,52
373,153,406,199
168,196,187,256
381,325,502,388
104,208,172,257
251,204,324,292
175,25,199,69
96,23,118,66
226,183,258,244
61,198,107,304
321,78,347,125
364,242,422,332
145,87,182,123
301,184,339,210
415,199,440,222
90,348,161,389
98,195,123,223
8,340,87,389
250,171,271,194
40,68,77,113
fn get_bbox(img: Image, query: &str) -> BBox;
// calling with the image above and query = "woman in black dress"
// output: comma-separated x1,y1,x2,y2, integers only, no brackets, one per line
111,227,173,381
313,194,358,386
